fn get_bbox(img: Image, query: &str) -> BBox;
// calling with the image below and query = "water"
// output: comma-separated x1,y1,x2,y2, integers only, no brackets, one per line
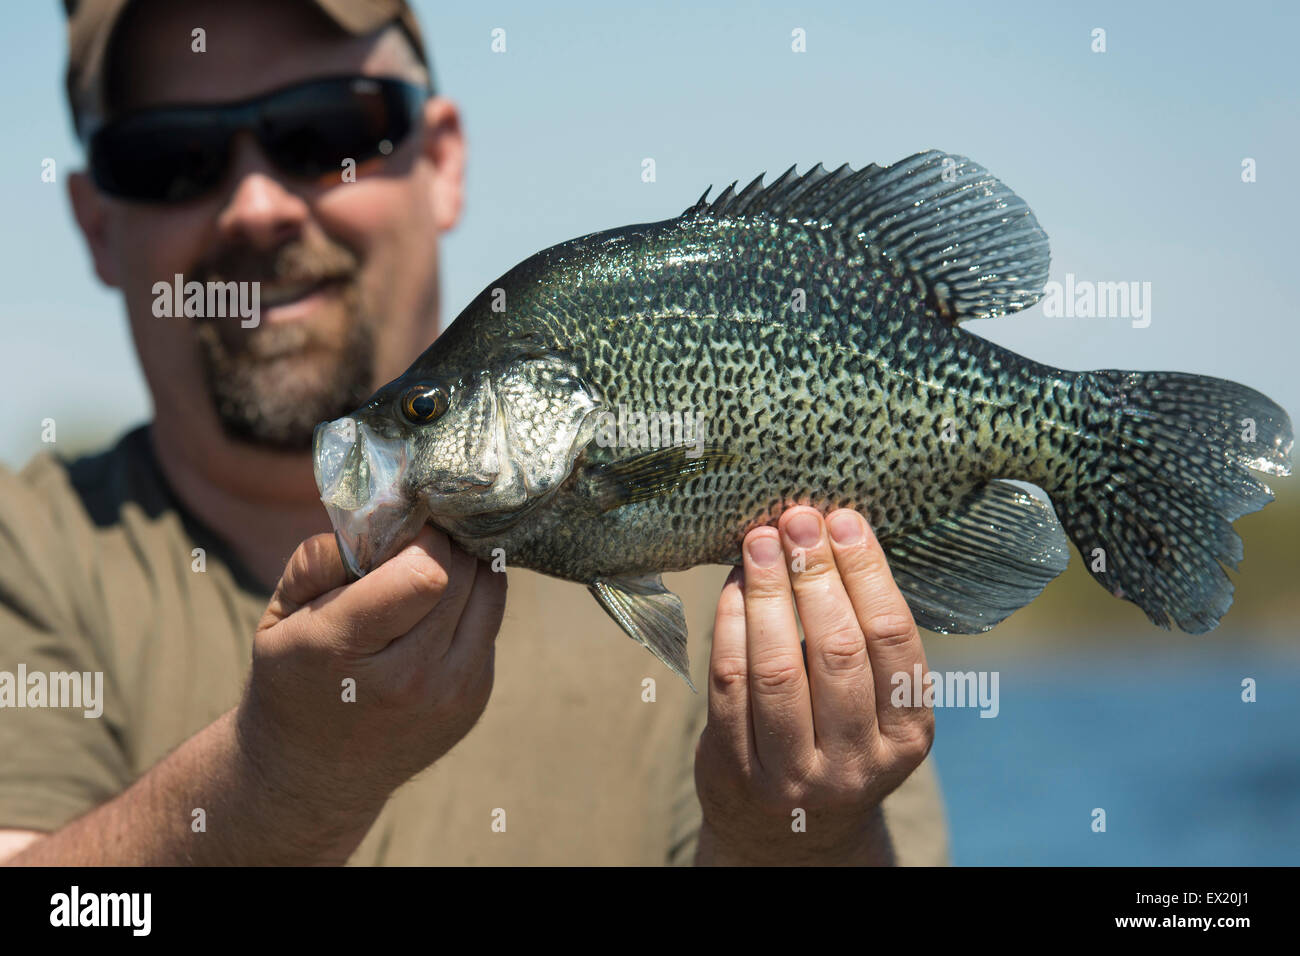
930,646,1300,865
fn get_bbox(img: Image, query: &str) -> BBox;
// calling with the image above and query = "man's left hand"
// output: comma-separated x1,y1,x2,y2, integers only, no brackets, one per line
694,506,935,865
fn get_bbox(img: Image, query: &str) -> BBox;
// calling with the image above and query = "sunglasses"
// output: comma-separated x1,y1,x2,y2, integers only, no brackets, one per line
88,75,430,203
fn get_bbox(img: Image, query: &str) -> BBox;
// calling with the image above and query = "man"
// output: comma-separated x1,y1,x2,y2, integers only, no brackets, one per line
0,0,950,865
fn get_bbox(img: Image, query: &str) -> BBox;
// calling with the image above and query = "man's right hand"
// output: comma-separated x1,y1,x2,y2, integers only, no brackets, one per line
2,526,505,866
239,526,507,824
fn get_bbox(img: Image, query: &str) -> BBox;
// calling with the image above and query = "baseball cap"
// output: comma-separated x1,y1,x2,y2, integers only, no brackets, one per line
64,0,433,141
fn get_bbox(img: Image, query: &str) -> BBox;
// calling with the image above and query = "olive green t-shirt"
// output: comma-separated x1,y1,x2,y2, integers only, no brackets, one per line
0,426,950,864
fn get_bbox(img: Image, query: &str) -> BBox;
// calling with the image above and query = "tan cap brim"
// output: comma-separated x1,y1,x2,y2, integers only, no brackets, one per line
66,0,429,139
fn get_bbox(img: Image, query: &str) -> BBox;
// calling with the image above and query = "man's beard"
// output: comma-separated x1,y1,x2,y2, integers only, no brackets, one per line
190,237,377,452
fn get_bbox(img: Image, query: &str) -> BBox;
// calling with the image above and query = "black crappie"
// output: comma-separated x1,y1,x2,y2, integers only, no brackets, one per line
313,150,1293,688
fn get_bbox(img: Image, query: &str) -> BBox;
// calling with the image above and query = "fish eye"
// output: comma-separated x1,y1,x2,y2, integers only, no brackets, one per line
400,385,450,424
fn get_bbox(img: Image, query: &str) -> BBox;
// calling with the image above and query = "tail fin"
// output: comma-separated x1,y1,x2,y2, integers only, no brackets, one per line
1055,370,1292,632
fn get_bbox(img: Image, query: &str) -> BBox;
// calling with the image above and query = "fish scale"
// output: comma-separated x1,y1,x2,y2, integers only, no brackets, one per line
537,223,1000,538
314,150,1292,688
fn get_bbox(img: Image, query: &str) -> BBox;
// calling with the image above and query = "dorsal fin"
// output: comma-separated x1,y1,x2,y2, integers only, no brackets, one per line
681,150,1051,321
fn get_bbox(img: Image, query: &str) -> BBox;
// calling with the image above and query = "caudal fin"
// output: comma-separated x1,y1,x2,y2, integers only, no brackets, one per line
1056,370,1292,632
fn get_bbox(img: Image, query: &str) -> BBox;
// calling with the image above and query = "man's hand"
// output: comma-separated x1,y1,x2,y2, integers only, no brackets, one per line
239,526,507,832
694,506,935,866
5,526,505,866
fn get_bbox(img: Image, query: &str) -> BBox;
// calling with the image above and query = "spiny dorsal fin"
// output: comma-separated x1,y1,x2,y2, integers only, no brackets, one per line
682,150,1051,322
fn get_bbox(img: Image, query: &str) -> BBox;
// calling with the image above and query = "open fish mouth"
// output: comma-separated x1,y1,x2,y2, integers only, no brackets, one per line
313,417,430,578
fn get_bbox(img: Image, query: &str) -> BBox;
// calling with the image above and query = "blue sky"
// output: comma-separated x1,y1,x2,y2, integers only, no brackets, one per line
2,0,1297,466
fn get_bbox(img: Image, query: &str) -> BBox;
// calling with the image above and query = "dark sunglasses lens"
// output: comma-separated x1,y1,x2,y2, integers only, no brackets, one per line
91,114,230,202
259,78,419,178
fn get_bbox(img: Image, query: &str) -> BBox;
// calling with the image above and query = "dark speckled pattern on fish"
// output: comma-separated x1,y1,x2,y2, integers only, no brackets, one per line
426,177,1086,576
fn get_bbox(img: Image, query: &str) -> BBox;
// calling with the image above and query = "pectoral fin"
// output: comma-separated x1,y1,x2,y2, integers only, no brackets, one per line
585,445,741,512
589,574,696,691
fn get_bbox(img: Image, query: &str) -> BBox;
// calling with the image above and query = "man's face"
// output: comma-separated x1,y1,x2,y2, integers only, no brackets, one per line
74,0,463,451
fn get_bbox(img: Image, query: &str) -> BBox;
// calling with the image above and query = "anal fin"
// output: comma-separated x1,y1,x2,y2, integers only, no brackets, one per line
589,574,696,691
881,480,1069,633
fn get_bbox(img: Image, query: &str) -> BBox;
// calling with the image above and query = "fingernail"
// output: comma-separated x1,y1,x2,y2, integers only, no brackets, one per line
785,511,821,548
748,534,782,568
828,511,864,545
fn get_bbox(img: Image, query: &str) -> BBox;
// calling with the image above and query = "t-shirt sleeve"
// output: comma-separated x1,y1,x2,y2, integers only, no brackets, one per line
665,651,710,866
883,755,952,866
0,462,132,832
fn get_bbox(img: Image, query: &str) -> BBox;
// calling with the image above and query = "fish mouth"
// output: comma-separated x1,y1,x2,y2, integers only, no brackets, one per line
313,417,430,578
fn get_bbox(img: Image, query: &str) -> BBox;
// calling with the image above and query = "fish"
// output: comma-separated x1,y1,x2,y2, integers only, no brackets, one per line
312,150,1293,689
